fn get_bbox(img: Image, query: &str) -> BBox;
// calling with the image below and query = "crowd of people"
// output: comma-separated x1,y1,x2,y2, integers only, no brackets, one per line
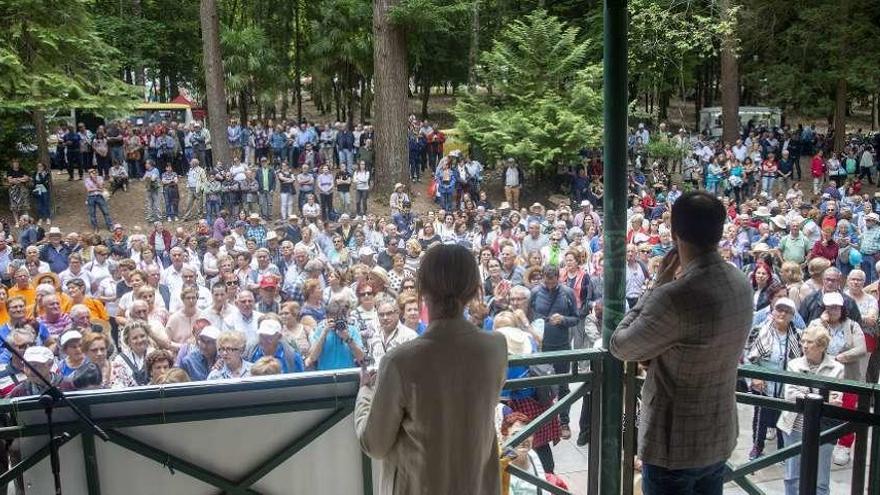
2,114,879,493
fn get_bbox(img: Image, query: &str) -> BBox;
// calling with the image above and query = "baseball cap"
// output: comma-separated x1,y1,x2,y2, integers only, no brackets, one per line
23,346,54,364
822,292,844,307
60,330,83,348
199,326,220,340
257,319,282,336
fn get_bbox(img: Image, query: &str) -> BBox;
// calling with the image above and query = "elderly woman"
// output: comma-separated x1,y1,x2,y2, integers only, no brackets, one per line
300,279,326,323
145,349,174,384
111,321,155,388
356,244,507,494
845,269,879,381
208,330,252,379
777,324,843,495
82,332,114,387
745,297,802,460
279,301,310,356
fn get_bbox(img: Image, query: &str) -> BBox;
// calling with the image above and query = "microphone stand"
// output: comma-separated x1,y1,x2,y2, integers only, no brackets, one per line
1,340,109,495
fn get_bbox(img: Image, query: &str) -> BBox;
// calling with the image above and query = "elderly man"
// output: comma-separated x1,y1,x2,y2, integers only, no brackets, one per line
499,245,525,285
180,325,220,381
39,227,70,273
0,326,35,396
9,346,60,398
204,283,233,330
181,158,207,222
255,276,281,314
0,297,49,365
521,221,549,255
778,217,810,265
860,213,880,283
307,296,364,370
224,290,263,341
367,296,417,365
799,267,862,324
38,293,71,338
245,319,303,373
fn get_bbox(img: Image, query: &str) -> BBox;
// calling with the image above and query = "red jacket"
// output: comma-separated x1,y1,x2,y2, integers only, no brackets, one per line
811,156,826,178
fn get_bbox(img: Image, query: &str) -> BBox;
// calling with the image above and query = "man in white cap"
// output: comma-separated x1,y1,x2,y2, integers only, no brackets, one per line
180,325,220,381
245,319,303,373
39,226,71,273
9,346,59,398
798,267,862,324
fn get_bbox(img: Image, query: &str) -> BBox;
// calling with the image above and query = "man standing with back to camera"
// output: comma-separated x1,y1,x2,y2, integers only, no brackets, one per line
611,191,753,495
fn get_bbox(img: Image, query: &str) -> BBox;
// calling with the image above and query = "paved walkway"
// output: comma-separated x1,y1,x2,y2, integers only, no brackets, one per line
547,386,856,494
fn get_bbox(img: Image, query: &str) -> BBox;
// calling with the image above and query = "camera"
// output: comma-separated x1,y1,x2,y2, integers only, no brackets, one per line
333,319,348,333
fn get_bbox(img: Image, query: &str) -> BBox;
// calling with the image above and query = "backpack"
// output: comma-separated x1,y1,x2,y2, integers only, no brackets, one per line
527,363,558,406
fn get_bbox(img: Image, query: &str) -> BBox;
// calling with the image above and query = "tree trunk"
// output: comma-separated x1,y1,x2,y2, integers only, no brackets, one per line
347,65,356,128
467,0,480,89
200,0,231,166
240,88,249,124
131,0,145,87
719,0,739,143
421,81,430,120
280,90,288,120
373,0,409,195
32,110,50,169
873,92,879,131
833,78,847,152
294,0,303,122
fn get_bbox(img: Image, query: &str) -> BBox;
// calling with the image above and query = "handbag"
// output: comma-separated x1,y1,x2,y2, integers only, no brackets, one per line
527,364,558,406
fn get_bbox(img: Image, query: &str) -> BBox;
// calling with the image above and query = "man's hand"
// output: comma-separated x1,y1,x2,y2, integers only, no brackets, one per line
549,313,563,326
655,249,681,286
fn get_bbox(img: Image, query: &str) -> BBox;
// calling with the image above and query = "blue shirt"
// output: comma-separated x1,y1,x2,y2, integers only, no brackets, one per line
251,345,304,373
310,323,363,370
40,243,71,273
180,350,217,381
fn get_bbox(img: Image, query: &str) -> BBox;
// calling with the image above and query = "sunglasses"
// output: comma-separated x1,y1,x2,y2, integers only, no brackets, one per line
358,291,374,297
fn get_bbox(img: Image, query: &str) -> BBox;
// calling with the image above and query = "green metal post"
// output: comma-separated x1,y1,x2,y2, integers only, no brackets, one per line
601,0,628,494
81,405,102,495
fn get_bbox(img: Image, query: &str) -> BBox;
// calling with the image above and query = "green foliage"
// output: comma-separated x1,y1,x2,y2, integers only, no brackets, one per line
626,0,722,94
739,0,880,117
222,26,279,107
0,0,141,112
453,10,602,172
646,139,686,161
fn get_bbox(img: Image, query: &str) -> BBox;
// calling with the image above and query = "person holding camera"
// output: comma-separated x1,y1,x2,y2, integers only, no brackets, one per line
307,296,365,370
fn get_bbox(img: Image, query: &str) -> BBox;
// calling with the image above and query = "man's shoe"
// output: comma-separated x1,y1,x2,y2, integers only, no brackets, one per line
576,430,589,446
560,424,571,440
833,445,850,466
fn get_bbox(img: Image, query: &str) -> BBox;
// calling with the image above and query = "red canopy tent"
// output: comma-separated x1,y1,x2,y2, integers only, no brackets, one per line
171,94,206,121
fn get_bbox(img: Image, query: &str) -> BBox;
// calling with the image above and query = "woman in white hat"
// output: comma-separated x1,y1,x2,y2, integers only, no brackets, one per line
745,297,802,460
810,291,867,466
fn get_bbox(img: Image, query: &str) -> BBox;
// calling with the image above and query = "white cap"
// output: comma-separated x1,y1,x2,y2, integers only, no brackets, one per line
358,246,375,257
774,297,797,313
23,346,54,364
822,292,844,307
867,212,880,223
59,330,83,348
257,319,282,336
199,325,220,340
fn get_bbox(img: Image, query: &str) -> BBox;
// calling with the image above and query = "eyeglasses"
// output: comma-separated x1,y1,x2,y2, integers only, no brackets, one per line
378,310,398,317
218,347,242,353
358,291,374,297
226,281,239,287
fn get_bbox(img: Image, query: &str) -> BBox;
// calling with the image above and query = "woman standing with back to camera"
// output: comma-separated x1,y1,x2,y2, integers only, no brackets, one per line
355,244,508,494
